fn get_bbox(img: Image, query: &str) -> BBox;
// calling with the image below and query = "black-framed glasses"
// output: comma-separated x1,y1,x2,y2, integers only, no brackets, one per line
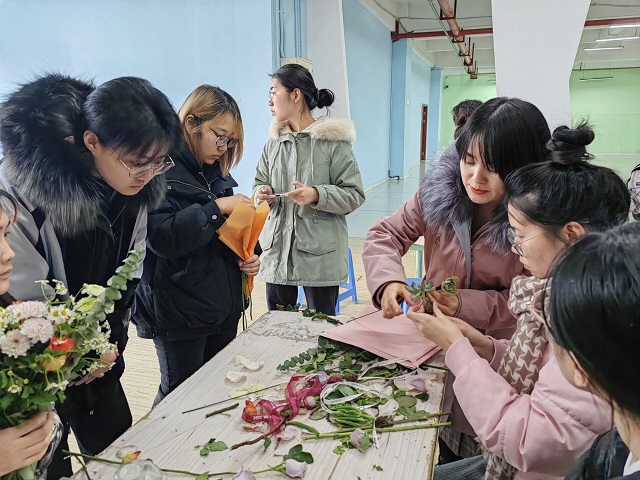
210,128,238,149
104,142,174,178
507,227,544,257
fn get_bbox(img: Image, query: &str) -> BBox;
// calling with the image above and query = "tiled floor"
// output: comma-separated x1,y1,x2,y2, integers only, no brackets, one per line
69,153,639,460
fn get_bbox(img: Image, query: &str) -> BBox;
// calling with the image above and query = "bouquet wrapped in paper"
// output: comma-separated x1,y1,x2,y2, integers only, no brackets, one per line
217,200,269,300
0,245,145,480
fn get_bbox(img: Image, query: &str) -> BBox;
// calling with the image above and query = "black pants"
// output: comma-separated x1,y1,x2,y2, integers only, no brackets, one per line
152,316,240,406
266,283,339,316
47,355,132,479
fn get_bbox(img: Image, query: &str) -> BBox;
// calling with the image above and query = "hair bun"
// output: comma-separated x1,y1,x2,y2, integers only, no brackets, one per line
552,123,595,148
316,88,335,109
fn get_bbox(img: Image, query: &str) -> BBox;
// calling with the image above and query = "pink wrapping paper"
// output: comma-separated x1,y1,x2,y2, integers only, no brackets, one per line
321,306,441,368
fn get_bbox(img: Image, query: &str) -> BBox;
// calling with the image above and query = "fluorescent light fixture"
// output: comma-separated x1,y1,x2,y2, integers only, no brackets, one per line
584,46,624,51
611,24,640,28
579,76,613,81
595,36,639,42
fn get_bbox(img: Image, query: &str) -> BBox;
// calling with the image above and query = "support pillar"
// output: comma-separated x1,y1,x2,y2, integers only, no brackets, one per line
491,0,590,128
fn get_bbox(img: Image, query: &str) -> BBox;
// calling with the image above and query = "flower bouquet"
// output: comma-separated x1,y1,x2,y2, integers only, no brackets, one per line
0,245,145,480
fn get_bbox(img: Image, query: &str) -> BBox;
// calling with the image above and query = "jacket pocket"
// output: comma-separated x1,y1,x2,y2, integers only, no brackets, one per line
294,208,336,255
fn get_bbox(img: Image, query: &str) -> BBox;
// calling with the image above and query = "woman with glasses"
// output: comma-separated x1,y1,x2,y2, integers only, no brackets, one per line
407,124,630,480
133,85,258,405
547,222,640,480
0,74,181,478
254,64,365,315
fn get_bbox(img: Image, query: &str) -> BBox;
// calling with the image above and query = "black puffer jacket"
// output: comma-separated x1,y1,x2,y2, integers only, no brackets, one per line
133,141,250,340
565,428,640,480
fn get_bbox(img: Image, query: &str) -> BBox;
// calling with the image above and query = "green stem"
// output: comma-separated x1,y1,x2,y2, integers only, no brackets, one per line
62,451,237,477
205,402,239,418
253,463,285,475
77,456,93,480
302,421,451,440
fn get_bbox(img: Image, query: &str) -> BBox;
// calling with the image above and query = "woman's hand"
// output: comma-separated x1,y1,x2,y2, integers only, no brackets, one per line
239,254,261,277
406,301,464,351
215,194,254,215
72,351,117,386
0,412,54,476
287,181,319,206
448,316,495,362
429,289,459,317
380,282,414,319
256,185,276,205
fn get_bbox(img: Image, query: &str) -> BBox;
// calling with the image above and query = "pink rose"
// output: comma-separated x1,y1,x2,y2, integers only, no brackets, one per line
284,459,307,478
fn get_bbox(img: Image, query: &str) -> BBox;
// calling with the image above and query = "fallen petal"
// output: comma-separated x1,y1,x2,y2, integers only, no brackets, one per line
227,371,248,383
233,355,264,371
277,425,302,441
233,468,257,480
116,446,139,459
410,377,428,392
378,398,399,417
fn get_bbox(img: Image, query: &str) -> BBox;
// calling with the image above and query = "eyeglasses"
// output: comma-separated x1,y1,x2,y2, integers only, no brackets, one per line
104,142,174,178
507,227,544,257
210,128,238,149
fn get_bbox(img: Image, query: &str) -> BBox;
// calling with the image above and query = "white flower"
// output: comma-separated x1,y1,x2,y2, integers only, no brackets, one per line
47,305,76,325
0,330,32,357
20,318,55,344
7,301,48,321
53,280,68,296
7,384,21,394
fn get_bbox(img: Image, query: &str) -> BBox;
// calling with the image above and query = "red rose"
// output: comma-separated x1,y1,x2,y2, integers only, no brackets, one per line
50,337,75,352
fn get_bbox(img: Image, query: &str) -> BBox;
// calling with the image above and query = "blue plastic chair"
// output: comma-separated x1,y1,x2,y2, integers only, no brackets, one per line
297,247,358,315
401,277,422,314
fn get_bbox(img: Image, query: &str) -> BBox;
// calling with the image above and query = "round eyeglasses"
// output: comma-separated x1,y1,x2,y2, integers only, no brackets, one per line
210,128,238,149
104,142,175,178
507,227,544,257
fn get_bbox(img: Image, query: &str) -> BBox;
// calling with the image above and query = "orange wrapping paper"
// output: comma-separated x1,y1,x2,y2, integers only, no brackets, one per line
217,200,270,297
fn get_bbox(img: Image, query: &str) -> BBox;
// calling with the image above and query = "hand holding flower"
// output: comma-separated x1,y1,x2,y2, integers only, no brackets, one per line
0,412,54,476
238,255,260,277
406,300,463,351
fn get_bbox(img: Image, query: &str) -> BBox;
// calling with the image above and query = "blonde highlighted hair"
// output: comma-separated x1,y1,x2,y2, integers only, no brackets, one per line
178,85,244,176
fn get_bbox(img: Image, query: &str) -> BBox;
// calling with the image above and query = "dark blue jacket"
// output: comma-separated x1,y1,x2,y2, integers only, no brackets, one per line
133,141,247,340
565,428,640,480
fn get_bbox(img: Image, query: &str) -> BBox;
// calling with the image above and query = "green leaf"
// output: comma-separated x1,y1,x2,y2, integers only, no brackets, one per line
195,474,210,480
416,392,430,402
333,445,346,456
289,444,304,456
295,451,314,464
309,409,328,421
396,396,417,408
392,390,406,398
359,436,371,452
263,437,272,452
373,465,384,471
338,385,356,397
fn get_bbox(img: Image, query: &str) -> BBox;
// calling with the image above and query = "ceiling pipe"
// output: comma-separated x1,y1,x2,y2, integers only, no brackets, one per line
435,0,477,78
391,16,640,40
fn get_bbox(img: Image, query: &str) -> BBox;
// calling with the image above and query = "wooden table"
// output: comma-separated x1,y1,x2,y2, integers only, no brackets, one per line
71,310,446,479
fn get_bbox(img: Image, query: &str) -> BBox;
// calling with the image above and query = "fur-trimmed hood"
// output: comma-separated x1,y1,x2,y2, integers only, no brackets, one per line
0,74,165,237
419,143,510,252
269,116,356,143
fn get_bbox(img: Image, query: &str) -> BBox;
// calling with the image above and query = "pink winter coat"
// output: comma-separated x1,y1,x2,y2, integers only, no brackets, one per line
446,314,611,479
363,145,523,340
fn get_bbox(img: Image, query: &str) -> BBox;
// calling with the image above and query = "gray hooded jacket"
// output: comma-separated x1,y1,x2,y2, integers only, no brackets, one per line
253,116,365,286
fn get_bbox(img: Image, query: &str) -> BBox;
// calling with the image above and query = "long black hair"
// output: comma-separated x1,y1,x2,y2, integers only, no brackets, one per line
546,222,640,417
455,97,550,180
504,123,630,238
271,64,334,111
